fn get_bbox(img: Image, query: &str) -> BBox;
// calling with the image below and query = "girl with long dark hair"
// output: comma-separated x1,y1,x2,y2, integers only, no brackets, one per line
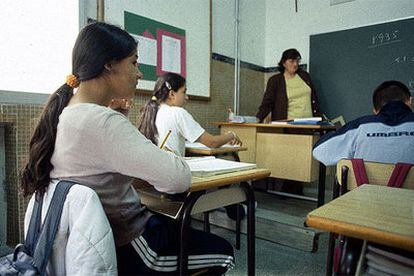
21,22,234,275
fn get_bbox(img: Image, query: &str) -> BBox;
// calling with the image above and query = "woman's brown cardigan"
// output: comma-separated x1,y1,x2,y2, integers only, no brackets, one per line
256,69,321,122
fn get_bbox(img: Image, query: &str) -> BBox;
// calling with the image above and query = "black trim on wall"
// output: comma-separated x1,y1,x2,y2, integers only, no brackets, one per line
0,90,48,105
212,53,306,73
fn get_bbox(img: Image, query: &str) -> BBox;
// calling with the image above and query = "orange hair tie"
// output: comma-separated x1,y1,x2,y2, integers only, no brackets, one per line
66,74,79,88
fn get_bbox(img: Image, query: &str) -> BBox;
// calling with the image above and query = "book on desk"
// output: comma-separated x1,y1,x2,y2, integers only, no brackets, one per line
184,156,256,177
185,141,241,150
271,117,334,126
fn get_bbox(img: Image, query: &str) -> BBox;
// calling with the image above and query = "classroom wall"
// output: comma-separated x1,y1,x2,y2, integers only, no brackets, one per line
212,0,267,116
5,0,411,244
264,0,414,67
212,0,266,66
85,0,211,97
0,126,6,245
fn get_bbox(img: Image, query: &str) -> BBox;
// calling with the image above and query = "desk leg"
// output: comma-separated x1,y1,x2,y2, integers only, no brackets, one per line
241,182,255,276
179,192,203,276
204,212,210,232
326,176,340,276
232,152,242,250
317,163,326,207
236,206,241,250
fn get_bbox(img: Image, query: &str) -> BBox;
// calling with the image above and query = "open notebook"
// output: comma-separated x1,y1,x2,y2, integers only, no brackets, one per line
184,156,256,177
185,142,241,150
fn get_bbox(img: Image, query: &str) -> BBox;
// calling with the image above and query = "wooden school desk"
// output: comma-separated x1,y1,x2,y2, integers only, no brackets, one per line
306,184,414,251
212,122,336,206
134,168,271,276
185,145,248,249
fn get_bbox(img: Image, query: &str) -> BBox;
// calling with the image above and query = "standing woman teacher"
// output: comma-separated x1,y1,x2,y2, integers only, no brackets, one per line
256,48,320,122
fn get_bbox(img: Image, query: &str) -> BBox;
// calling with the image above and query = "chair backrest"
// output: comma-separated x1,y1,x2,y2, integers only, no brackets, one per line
24,182,117,275
336,159,414,191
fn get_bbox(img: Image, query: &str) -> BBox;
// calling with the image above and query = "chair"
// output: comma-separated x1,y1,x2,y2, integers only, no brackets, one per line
326,159,414,275
24,182,117,275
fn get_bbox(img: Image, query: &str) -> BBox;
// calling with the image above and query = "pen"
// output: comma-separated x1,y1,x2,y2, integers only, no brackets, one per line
159,130,172,149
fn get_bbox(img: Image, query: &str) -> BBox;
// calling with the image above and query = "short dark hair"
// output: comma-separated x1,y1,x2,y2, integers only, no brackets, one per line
278,48,301,73
372,80,411,111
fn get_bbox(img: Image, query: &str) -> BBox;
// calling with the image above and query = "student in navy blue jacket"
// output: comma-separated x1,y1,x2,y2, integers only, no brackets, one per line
313,80,414,166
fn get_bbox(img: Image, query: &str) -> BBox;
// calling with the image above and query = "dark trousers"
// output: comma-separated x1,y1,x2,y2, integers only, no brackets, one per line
116,215,234,275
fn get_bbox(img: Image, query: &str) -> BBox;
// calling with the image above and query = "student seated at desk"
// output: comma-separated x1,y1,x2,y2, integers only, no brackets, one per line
137,73,244,220
137,72,241,157
20,22,234,275
313,80,414,166
313,80,414,275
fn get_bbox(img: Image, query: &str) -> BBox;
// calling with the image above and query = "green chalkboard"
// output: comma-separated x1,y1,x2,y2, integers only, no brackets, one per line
310,17,414,122
124,11,185,82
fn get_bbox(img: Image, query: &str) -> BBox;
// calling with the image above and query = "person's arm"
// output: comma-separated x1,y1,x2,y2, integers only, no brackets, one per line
312,121,360,166
102,111,191,194
256,76,277,122
174,108,242,148
197,130,241,148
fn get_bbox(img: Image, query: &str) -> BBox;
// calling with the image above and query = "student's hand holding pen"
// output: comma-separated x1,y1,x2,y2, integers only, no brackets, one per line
109,98,133,116
227,131,242,146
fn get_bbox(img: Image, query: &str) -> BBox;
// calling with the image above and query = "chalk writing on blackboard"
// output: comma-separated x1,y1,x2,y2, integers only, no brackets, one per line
408,79,414,92
393,56,414,64
368,30,401,48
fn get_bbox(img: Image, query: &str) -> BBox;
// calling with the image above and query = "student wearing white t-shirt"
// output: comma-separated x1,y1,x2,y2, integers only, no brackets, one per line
137,72,241,156
137,72,245,222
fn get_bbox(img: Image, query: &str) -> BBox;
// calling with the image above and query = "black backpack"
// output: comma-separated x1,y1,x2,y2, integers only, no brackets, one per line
0,181,75,275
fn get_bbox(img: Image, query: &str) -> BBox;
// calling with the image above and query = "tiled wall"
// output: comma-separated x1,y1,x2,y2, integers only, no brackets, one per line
0,106,43,244
0,58,266,245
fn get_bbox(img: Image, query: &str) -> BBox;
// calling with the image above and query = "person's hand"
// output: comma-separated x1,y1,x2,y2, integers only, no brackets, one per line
228,131,242,146
109,98,133,116
162,145,174,153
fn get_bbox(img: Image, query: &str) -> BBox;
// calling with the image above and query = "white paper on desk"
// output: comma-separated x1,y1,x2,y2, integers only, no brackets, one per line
185,142,240,149
185,156,256,177
293,117,322,122
270,121,289,125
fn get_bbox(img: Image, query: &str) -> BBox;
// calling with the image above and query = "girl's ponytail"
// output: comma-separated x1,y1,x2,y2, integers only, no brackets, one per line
137,97,160,145
20,83,74,196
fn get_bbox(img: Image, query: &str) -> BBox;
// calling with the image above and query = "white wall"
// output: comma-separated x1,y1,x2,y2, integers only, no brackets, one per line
212,0,266,66
0,0,79,94
264,0,414,67
86,0,211,97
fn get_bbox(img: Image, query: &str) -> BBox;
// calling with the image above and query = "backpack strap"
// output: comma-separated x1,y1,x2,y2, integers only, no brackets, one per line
388,163,413,188
351,158,369,186
25,193,43,256
32,181,76,275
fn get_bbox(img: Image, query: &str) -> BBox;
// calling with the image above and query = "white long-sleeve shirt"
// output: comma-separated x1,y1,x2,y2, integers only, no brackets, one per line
49,103,192,246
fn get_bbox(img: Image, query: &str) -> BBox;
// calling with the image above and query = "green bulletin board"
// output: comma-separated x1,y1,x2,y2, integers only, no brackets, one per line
124,11,186,82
